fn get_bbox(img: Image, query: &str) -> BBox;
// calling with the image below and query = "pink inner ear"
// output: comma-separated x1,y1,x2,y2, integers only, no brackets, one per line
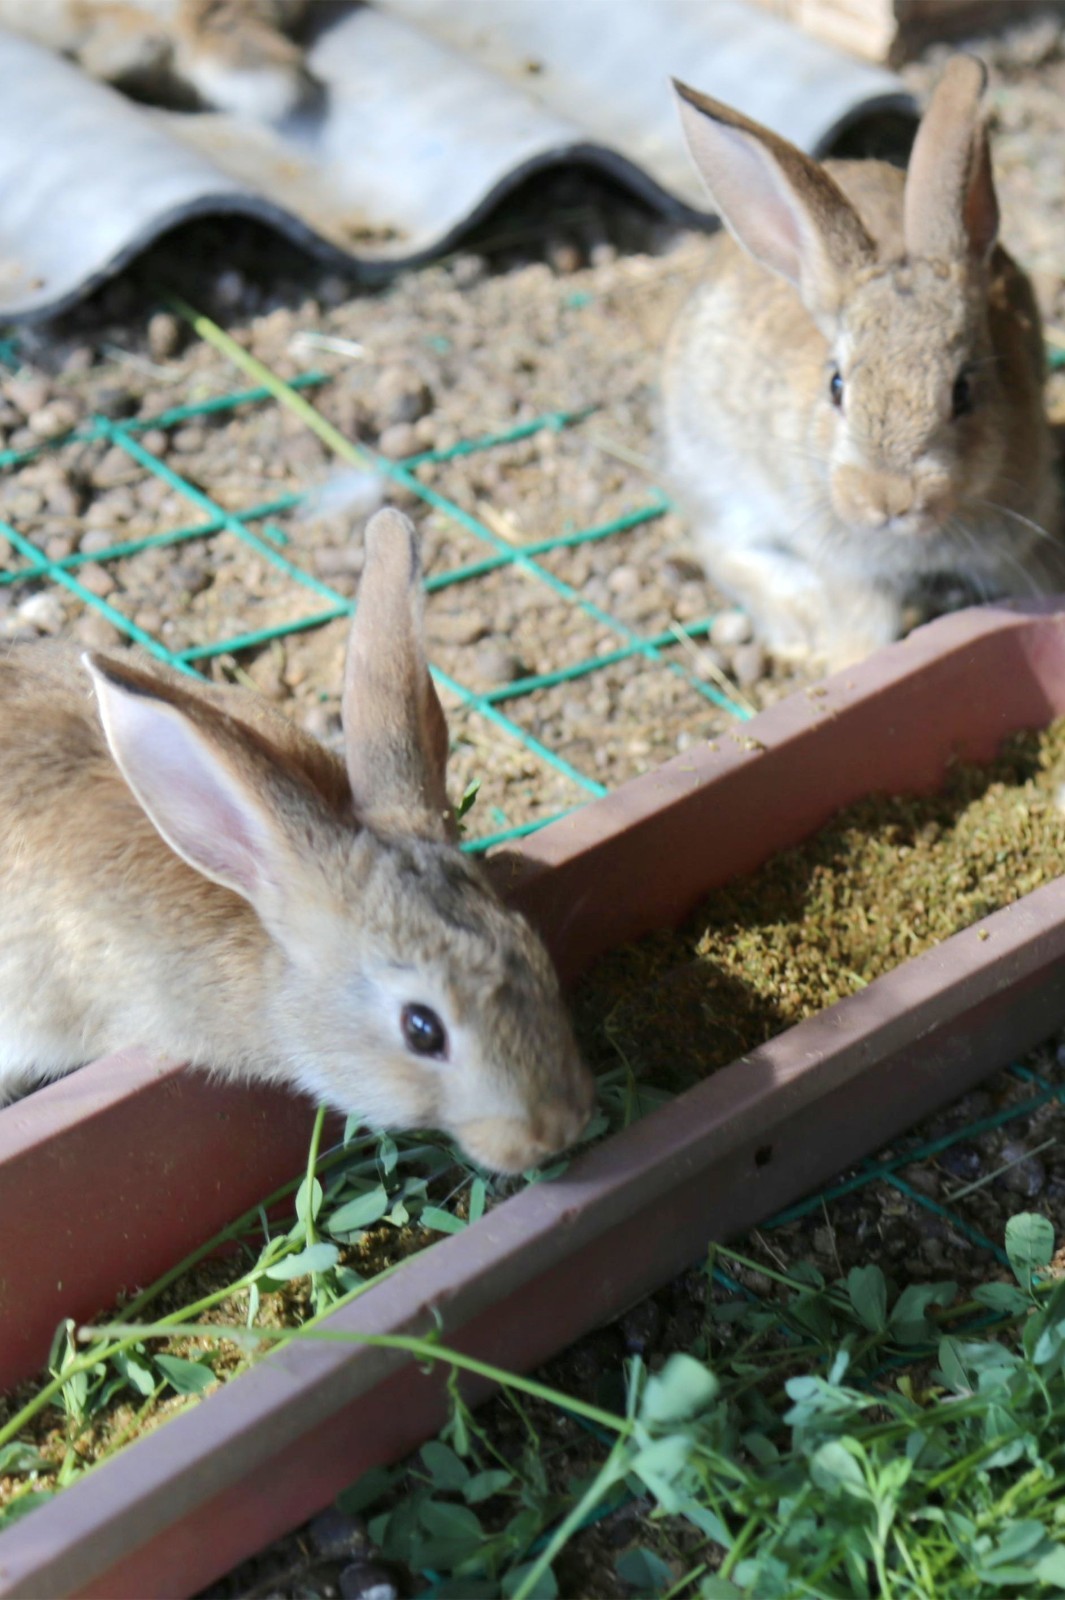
680,101,805,287
716,122,805,280
94,678,273,904
148,768,265,900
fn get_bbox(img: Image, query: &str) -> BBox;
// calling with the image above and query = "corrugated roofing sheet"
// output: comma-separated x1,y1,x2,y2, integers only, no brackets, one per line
0,0,914,320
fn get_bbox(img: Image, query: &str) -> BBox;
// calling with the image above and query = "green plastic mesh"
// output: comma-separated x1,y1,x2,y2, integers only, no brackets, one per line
1,323,1060,1301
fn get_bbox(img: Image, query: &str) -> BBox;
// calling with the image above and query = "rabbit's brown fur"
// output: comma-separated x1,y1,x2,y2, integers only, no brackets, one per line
663,57,1064,669
0,0,313,118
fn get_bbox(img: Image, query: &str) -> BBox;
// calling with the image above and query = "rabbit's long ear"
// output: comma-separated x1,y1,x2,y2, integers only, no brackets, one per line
672,79,876,320
342,508,451,841
84,654,315,929
904,55,998,263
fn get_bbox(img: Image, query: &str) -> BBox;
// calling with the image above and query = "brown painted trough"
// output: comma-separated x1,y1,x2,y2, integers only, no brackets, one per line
5,599,1065,1597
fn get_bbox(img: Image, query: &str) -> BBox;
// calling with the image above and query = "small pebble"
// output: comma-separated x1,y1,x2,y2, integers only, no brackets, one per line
732,642,766,687
619,1299,662,1354
17,591,65,634
674,580,708,622
61,344,94,375
308,1508,365,1561
213,268,248,310
999,1138,1047,1198
812,1226,837,1260
6,487,43,519
79,527,120,555
93,385,139,420
313,546,365,579
44,534,76,563
376,422,419,459
473,641,528,684
168,558,212,598
171,424,207,453
451,254,486,288
74,612,125,650
662,553,704,586
245,649,288,702
607,564,640,598
372,366,432,429
28,400,80,440
548,238,583,274
146,311,182,362
429,610,489,647
590,241,619,268
710,610,753,650
317,273,352,308
42,471,83,518
77,563,117,600
5,374,49,417
92,446,137,489
899,1164,939,1197
338,1561,400,1600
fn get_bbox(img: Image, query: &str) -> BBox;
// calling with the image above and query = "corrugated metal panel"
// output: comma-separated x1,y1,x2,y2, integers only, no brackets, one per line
0,0,913,320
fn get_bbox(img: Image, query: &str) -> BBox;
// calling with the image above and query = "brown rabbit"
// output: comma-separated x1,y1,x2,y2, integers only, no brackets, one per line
663,56,1065,669
0,509,595,1175
0,0,314,119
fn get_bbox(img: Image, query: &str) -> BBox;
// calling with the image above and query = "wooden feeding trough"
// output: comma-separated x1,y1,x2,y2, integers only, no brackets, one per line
5,600,1065,1598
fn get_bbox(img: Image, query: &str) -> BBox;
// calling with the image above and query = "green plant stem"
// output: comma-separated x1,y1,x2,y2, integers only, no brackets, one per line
0,1238,290,1452
303,1104,328,1248
80,1318,630,1437
166,293,373,470
509,1440,630,1600
718,1510,763,1580
660,1564,708,1600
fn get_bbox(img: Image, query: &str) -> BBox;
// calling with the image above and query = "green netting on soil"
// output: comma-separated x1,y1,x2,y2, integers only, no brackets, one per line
5,316,1065,1600
0,314,1058,1313
0,334,755,856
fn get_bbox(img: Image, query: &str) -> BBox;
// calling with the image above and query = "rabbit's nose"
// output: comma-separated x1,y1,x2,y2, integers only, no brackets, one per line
865,475,914,524
534,1088,595,1153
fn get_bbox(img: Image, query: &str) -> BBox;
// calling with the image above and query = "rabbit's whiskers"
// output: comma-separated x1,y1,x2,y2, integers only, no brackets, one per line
948,515,1043,599
967,497,1056,548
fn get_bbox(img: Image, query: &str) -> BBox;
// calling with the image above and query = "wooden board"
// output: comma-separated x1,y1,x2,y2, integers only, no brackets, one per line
748,0,1065,62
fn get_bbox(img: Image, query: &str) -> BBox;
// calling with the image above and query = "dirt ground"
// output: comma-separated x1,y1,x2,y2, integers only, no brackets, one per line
5,9,1065,1599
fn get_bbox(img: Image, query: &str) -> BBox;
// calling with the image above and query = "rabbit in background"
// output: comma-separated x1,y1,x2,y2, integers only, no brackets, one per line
0,508,595,1176
0,0,315,120
662,56,1065,670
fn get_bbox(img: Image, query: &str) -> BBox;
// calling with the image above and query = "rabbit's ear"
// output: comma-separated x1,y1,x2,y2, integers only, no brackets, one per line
672,78,875,319
904,55,998,263
342,508,452,841
84,653,309,927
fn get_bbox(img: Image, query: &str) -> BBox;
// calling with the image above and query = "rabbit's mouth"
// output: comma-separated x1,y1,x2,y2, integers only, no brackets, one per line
881,507,952,541
454,1105,592,1175
832,465,954,542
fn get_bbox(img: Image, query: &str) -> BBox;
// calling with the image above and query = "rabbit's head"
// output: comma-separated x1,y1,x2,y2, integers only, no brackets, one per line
674,57,1029,550
85,509,595,1175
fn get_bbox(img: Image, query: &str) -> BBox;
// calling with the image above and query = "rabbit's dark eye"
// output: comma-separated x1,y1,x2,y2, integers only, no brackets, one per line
829,368,844,408
952,370,974,418
402,1002,448,1060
